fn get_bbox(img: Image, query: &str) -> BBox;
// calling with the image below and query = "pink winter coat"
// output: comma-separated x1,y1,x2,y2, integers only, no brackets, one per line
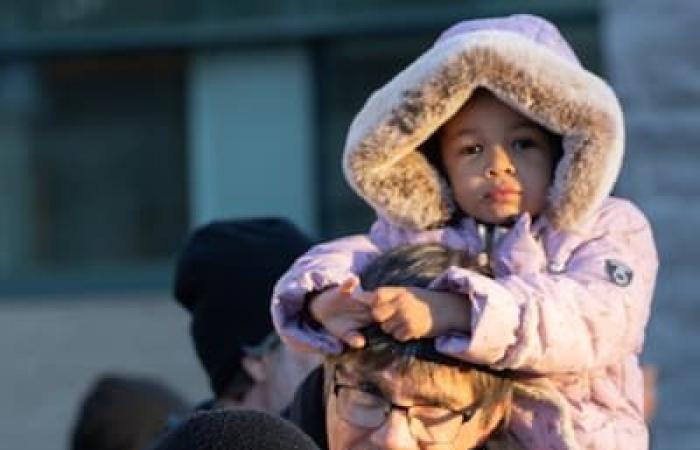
273,197,657,449
273,14,658,450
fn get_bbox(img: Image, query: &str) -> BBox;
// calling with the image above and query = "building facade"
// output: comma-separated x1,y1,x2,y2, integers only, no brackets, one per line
11,2,700,449
0,0,600,293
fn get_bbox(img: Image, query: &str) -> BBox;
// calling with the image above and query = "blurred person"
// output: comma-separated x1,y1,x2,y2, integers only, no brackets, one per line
273,14,658,450
286,244,577,450
150,409,319,450
70,373,190,450
174,218,319,414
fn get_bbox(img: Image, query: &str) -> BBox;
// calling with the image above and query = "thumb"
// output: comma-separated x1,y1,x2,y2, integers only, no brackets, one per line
341,330,366,349
339,276,360,295
354,289,374,306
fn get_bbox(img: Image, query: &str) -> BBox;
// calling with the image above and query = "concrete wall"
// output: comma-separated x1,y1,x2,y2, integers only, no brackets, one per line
604,1,700,448
0,292,207,450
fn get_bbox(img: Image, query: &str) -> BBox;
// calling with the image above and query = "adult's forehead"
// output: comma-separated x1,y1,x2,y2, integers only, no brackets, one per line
336,361,474,409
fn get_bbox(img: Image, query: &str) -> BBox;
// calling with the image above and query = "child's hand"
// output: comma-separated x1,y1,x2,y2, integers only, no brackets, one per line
308,277,372,349
358,287,470,341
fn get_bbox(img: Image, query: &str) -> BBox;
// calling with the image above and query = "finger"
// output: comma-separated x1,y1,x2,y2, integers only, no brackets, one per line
373,287,398,304
342,309,373,328
371,302,396,322
380,315,403,336
338,277,359,295
354,289,374,306
368,288,403,310
341,330,366,349
346,302,371,316
393,326,413,342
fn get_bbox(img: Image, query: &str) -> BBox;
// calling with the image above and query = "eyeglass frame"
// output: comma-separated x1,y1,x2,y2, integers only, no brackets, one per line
331,366,481,444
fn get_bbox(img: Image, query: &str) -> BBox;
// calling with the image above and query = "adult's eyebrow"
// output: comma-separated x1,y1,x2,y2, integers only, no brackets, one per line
336,369,385,398
409,390,469,410
374,378,471,410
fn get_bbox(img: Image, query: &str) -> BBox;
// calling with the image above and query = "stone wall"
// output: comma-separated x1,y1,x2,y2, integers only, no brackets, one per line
603,1,700,448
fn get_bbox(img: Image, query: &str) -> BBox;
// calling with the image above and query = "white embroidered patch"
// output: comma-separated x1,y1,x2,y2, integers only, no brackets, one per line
605,259,633,287
547,260,566,274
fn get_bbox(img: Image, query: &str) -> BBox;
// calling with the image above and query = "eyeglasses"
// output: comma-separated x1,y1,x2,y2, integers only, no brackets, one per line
333,371,480,444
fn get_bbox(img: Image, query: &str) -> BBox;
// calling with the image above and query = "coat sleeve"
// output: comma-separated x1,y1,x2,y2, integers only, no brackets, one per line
431,200,658,373
271,233,381,354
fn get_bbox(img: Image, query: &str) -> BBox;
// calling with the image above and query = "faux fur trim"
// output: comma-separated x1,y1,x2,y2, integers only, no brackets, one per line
343,30,623,231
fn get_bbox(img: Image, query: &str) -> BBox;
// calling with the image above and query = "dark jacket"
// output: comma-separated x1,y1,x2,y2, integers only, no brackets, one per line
284,367,328,450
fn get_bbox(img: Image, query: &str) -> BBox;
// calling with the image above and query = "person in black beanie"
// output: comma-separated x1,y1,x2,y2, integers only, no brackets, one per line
150,409,320,450
173,217,319,414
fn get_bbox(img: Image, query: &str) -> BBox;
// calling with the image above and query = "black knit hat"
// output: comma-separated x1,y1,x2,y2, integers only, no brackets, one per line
173,218,313,397
151,409,320,450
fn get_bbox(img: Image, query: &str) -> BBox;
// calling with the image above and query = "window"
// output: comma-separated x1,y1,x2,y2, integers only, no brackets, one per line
0,52,187,292
314,33,435,238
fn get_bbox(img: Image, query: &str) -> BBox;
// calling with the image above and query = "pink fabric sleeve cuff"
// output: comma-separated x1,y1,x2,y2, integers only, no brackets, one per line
430,266,520,366
271,269,351,355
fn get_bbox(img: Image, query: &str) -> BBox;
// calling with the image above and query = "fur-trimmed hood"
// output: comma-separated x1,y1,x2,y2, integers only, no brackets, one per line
343,14,624,231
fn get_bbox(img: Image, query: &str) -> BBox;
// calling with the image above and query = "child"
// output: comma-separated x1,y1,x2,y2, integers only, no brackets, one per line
272,14,657,450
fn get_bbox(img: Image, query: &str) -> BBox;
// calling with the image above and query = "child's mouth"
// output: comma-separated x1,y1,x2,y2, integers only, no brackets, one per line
485,188,520,201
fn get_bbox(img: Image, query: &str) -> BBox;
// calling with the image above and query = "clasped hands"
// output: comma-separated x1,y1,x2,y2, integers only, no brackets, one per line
308,277,470,349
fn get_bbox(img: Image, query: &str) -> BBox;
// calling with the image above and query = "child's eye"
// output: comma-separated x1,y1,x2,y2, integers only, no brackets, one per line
458,145,483,156
511,139,537,152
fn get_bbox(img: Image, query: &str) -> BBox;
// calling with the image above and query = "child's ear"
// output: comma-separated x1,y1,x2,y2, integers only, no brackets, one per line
241,356,267,383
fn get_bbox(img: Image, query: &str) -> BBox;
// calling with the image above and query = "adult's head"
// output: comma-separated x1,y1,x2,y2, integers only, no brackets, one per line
174,217,319,412
325,244,517,450
70,373,189,450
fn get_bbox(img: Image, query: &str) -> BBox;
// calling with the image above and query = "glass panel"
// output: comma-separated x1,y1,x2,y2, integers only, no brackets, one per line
0,52,187,284
315,33,435,238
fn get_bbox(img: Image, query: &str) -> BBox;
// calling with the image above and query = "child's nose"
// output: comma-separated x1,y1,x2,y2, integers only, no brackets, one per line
484,146,516,178
369,410,420,450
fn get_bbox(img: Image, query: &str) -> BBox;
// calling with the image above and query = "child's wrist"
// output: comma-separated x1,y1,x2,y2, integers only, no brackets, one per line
300,291,324,331
440,291,471,334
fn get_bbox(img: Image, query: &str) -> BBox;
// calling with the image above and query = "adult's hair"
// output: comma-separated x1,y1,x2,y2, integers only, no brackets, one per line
151,409,320,450
70,373,189,450
327,244,514,426
173,217,313,399
359,242,471,291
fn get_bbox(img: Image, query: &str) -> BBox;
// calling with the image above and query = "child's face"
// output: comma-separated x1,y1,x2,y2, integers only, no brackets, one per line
439,90,557,225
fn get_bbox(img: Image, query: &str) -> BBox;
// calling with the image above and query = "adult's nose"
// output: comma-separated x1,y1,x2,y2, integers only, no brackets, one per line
484,146,516,178
369,410,420,450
